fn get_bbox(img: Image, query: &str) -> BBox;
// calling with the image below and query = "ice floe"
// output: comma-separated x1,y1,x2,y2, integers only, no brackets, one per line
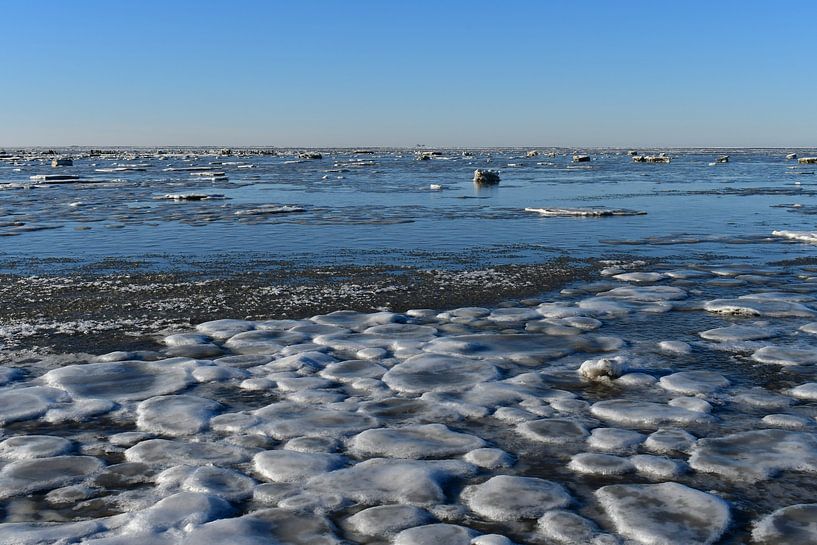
350,424,485,459
752,503,817,544
690,429,817,481
461,475,572,520
597,482,730,545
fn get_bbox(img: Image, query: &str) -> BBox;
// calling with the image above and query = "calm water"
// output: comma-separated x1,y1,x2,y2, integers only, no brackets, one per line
1,148,816,267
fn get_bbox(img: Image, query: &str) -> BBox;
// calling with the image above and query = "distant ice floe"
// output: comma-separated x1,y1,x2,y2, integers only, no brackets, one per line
772,229,817,243
2,261,817,542
524,207,647,217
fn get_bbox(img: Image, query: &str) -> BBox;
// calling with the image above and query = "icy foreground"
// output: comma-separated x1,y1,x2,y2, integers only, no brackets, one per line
2,262,817,544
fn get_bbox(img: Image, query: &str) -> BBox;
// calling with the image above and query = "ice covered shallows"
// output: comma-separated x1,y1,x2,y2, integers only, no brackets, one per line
752,503,817,544
689,429,817,481
461,475,572,520
596,483,730,545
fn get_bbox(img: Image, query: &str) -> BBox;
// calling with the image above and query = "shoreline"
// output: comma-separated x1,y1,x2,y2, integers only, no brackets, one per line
0,256,602,359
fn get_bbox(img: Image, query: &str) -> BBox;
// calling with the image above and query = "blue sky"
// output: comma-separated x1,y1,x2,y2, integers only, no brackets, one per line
1,1,815,147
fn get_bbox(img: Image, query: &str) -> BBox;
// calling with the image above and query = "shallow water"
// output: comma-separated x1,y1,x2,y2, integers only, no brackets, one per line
2,148,817,267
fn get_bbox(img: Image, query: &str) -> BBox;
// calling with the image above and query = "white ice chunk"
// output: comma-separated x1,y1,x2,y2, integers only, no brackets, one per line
612,272,667,283
587,427,645,453
394,524,477,545
305,458,475,506
630,454,687,479
382,354,498,394
0,435,73,460
345,504,434,537
0,456,104,499
251,402,377,439
253,450,346,483
699,324,778,342
43,359,199,402
136,395,221,436
537,510,601,544
461,475,571,521
789,383,817,400
580,356,626,380
181,466,256,501
751,346,817,366
0,386,67,425
689,429,817,481
518,418,590,444
659,371,730,395
596,482,730,545
568,453,634,475
591,400,715,429
350,424,485,459
703,298,814,317
644,428,697,454
195,319,255,340
752,503,817,544
463,448,514,469
125,439,250,467
658,340,692,355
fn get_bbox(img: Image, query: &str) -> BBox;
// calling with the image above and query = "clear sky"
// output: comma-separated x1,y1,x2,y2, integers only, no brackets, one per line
1,1,815,148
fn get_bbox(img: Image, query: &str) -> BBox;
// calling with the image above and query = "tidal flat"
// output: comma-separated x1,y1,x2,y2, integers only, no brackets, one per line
1,148,817,544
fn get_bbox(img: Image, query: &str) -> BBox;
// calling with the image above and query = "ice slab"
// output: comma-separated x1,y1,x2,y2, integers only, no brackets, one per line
752,503,817,545
350,424,485,459
690,429,817,481
461,475,572,521
596,482,730,545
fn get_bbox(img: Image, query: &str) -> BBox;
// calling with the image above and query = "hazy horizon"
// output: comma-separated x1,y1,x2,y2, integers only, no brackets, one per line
2,0,815,148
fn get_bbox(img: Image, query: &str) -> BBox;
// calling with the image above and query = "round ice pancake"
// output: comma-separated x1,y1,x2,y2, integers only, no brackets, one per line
596,482,730,545
195,319,255,340
181,466,256,501
312,310,405,331
689,429,817,482
699,324,778,342
304,458,475,506
538,510,601,543
0,386,67,425
0,456,104,499
394,524,477,545
253,450,346,483
591,400,715,429
43,360,199,402
345,505,435,538
0,435,73,460
224,330,308,354
125,439,251,467
319,359,386,381
382,354,498,394
350,424,485,459
751,346,817,366
644,428,697,454
568,453,634,475
658,371,730,395
703,298,814,317
752,503,817,545
518,418,590,444
136,395,221,436
461,475,572,521
587,427,645,453
252,402,377,439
